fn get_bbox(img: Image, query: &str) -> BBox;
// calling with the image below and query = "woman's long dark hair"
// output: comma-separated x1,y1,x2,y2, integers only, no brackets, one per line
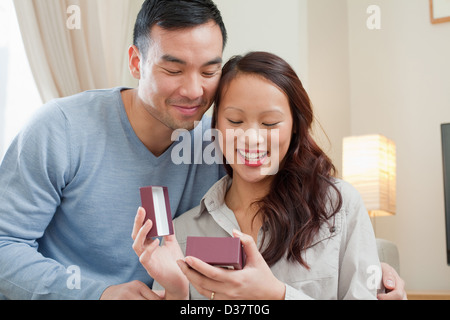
212,52,343,268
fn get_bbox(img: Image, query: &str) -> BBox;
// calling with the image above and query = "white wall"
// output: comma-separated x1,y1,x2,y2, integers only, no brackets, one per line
307,0,351,176
214,0,308,85
347,0,450,290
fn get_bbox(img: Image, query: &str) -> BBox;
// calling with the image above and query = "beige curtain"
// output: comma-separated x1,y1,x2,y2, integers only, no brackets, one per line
13,0,143,103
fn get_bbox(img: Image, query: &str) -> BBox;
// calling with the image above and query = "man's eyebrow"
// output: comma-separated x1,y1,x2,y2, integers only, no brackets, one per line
161,54,222,67
203,57,223,67
161,54,186,65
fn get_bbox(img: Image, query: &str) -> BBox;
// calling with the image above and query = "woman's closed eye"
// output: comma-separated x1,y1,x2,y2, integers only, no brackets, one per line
262,122,281,127
227,119,243,125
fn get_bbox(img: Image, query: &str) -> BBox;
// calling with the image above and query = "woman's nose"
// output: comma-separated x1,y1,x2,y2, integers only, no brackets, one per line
237,127,267,149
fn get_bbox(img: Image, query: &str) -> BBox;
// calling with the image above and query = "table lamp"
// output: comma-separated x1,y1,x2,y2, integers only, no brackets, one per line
342,134,396,217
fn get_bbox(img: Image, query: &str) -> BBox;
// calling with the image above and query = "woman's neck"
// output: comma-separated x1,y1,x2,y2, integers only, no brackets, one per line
225,175,273,242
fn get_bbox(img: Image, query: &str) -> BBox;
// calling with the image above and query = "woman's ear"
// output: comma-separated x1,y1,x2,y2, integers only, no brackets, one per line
128,45,141,80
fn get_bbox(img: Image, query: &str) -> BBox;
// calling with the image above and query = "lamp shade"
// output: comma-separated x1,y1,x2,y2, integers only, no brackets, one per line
342,134,396,217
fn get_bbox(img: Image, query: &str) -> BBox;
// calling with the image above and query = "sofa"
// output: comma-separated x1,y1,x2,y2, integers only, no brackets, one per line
376,238,400,274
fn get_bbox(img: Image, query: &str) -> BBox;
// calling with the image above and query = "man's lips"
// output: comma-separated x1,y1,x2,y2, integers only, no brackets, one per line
173,105,201,116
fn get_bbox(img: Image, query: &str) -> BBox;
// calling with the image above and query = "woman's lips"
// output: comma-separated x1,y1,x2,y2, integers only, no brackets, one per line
237,149,269,167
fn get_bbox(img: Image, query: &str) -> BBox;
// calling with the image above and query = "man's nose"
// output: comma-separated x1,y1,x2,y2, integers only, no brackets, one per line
179,74,204,101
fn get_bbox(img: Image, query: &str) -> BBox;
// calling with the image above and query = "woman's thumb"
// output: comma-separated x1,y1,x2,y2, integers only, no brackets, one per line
233,229,261,266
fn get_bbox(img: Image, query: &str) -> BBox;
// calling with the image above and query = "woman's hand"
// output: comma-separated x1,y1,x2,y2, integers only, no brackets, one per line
131,207,189,300
177,230,286,300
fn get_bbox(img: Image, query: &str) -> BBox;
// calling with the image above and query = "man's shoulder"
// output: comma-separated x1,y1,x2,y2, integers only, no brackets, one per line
36,87,127,132
51,87,125,114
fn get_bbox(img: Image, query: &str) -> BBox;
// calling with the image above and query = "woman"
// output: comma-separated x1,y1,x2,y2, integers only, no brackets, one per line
132,52,381,300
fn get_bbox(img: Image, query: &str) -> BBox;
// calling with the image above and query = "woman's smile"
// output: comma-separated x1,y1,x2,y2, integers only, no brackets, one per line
236,149,269,167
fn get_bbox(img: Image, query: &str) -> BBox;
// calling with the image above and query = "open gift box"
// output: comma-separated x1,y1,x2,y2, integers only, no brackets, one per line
186,236,246,270
140,186,174,238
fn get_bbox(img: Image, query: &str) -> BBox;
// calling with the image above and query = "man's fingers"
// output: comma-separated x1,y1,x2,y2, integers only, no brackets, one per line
100,280,161,300
378,262,407,300
139,282,163,300
380,262,405,292
380,263,396,290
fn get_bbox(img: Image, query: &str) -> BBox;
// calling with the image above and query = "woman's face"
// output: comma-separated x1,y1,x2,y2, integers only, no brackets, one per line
216,73,293,184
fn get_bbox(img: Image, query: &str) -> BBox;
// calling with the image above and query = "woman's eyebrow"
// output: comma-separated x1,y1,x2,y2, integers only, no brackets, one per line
223,106,284,115
223,106,244,112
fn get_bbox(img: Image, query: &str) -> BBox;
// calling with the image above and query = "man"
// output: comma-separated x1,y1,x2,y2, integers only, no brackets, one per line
0,0,405,300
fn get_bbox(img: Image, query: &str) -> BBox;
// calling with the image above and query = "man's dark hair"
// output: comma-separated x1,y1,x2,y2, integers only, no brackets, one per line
133,0,227,57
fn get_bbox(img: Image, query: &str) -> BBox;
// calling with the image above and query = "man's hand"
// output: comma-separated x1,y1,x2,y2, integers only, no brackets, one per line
378,262,407,300
100,280,162,300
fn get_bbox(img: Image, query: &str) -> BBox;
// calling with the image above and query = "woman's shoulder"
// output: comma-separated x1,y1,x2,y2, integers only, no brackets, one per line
174,205,203,224
328,178,367,217
172,206,199,248
332,178,361,200
173,205,203,236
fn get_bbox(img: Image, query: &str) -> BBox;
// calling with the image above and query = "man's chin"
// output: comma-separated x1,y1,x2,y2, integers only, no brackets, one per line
165,106,208,131
169,118,202,132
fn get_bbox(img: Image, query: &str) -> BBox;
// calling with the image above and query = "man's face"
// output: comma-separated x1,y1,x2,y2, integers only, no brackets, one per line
137,21,223,131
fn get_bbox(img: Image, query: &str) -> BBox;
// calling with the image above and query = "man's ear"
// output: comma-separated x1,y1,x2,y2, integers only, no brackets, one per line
128,45,141,80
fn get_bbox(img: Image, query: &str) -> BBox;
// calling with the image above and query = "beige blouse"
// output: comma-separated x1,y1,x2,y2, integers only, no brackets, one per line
155,176,381,300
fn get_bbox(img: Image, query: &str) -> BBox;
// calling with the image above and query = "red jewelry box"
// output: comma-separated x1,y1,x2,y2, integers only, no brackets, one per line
185,236,246,270
140,186,174,238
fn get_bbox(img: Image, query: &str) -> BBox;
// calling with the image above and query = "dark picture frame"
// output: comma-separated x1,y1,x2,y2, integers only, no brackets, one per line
441,123,450,265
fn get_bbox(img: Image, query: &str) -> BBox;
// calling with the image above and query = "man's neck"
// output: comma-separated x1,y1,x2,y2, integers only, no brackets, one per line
121,89,175,157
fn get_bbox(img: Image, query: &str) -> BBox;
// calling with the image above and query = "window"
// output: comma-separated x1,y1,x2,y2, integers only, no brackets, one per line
0,0,42,160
